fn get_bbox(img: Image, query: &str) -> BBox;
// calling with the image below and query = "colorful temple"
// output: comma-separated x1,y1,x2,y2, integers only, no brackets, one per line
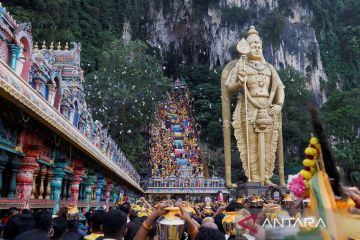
0,4,142,213
145,80,228,201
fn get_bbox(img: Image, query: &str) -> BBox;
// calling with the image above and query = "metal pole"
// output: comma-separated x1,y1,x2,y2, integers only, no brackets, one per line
242,55,251,182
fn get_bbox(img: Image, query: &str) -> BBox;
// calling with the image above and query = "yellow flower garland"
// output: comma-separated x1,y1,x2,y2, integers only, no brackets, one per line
298,137,320,197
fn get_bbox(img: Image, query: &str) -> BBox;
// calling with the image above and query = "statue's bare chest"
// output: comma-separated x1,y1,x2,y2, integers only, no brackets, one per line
246,63,271,90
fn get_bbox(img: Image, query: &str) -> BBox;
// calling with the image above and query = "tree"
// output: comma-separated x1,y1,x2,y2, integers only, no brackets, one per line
85,40,171,173
321,89,360,170
278,68,314,176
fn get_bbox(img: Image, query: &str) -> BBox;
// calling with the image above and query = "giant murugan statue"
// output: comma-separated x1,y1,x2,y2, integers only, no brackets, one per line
221,26,285,188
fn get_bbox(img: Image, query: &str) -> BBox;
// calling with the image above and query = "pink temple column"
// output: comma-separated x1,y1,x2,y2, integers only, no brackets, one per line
34,79,41,92
70,167,84,205
16,156,39,209
105,177,112,210
47,84,55,105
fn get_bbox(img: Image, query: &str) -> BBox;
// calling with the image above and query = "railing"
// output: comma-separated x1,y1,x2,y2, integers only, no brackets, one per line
145,185,229,194
146,176,226,188
147,186,226,188
0,60,142,192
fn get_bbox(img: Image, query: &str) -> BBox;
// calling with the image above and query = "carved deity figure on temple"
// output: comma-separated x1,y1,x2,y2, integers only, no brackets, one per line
221,26,285,188
15,43,26,76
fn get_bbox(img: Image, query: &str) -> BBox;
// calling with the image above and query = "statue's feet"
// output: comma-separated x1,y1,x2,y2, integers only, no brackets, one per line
249,176,260,182
264,179,277,187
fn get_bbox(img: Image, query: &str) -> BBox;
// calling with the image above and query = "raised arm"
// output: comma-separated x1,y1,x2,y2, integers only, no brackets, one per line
134,205,168,240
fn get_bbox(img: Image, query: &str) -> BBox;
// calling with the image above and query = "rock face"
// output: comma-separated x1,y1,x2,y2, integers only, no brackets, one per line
141,0,328,102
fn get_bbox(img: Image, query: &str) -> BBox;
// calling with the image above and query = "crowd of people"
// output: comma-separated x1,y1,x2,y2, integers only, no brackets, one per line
149,83,203,178
1,185,360,240
0,192,312,240
0,197,276,240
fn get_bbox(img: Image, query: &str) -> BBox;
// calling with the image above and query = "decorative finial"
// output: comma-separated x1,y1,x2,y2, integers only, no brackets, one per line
246,26,259,36
65,42,69,50
50,41,54,50
57,41,61,50
34,42,38,50
42,41,46,49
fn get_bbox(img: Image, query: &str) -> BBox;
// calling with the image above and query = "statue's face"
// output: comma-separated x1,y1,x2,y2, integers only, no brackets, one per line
249,41,263,60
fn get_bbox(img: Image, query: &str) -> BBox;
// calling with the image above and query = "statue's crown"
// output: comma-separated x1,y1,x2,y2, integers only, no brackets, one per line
246,26,262,44
246,26,259,36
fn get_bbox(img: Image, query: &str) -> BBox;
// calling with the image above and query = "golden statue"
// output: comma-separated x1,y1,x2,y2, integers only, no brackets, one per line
221,26,285,188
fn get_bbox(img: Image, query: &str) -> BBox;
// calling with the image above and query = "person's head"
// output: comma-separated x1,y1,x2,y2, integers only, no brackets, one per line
119,202,131,215
201,222,218,230
34,210,53,236
56,207,68,220
193,216,202,225
90,210,105,232
202,217,214,224
214,213,225,233
246,26,263,61
60,230,83,240
14,229,49,240
51,217,68,240
84,212,92,226
3,214,36,239
225,200,243,212
102,210,127,239
124,222,141,240
67,219,79,231
21,209,32,215
194,227,225,240
8,207,20,217
129,209,138,221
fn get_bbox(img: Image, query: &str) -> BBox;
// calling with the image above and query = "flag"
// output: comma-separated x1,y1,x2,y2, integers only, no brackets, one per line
307,171,360,239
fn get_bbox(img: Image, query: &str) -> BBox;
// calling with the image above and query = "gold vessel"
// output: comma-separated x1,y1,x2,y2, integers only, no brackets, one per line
222,209,252,236
156,207,185,240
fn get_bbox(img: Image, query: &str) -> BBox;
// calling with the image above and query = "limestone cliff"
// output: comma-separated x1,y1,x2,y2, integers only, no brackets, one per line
129,0,328,102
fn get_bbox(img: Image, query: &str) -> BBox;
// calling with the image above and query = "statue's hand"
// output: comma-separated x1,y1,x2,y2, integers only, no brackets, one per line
268,104,282,115
237,70,247,84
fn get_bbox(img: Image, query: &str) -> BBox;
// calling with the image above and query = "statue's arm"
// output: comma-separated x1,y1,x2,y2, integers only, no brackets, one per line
225,66,244,94
274,84,285,106
270,65,285,106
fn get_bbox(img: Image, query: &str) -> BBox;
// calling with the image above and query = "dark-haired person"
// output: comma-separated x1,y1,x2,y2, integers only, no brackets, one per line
124,221,141,240
51,217,68,240
194,227,225,240
213,213,225,234
34,210,54,237
1,207,19,225
101,210,127,240
61,230,83,240
14,229,50,240
3,214,36,239
118,202,131,223
84,210,105,240
21,209,32,215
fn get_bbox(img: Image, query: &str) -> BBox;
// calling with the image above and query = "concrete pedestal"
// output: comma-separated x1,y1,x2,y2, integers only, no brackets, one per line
242,182,268,196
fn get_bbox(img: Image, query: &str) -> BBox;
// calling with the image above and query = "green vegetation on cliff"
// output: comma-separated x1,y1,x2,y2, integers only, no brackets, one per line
321,89,360,175
3,0,147,73
84,40,171,176
304,0,360,92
